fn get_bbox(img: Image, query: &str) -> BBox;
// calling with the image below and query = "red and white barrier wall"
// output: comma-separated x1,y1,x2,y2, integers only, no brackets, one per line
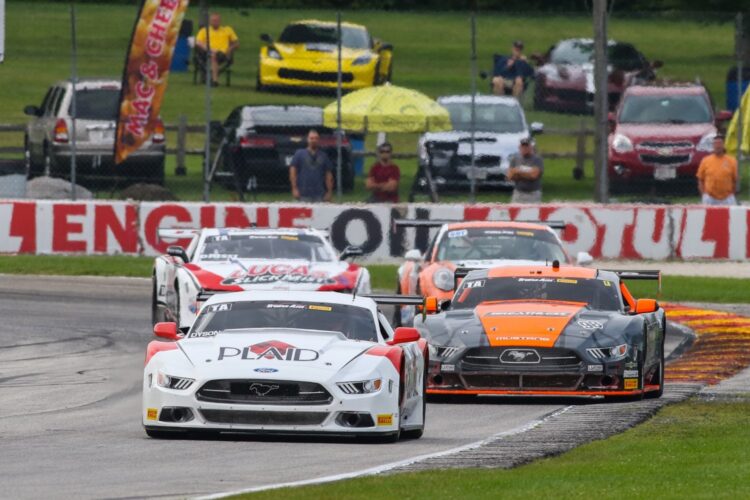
1,201,748,261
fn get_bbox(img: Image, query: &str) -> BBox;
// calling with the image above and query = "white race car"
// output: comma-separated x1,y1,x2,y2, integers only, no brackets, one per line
152,227,371,330
143,291,428,441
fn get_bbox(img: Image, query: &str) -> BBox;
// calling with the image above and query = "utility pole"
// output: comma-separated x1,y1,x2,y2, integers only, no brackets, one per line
201,0,211,203
336,12,343,200
593,0,609,203
69,2,78,201
736,13,744,195
469,11,477,204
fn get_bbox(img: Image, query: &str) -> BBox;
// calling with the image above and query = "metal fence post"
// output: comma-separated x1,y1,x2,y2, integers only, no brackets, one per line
201,1,211,203
736,12,745,196
176,114,187,176
574,118,586,180
335,12,343,201
469,11,477,204
593,0,609,203
69,2,78,201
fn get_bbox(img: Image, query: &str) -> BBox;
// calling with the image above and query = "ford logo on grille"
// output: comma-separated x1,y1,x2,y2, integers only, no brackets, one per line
254,367,278,373
500,349,540,364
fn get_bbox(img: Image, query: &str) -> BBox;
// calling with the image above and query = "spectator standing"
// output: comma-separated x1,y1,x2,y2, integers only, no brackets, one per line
365,142,401,203
492,40,534,98
697,135,738,205
195,13,239,86
508,137,543,203
289,129,334,203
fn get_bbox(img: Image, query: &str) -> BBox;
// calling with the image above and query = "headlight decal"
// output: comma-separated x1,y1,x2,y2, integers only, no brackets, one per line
337,378,382,395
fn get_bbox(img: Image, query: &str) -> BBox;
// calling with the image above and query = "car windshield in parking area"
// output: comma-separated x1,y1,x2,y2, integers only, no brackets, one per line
443,102,525,133
189,301,378,342
436,227,567,262
453,277,622,311
550,40,642,70
198,234,335,262
70,88,119,120
618,94,712,124
279,24,370,49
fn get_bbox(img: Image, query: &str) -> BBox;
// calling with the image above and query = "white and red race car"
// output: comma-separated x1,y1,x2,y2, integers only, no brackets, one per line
152,227,371,330
143,291,428,441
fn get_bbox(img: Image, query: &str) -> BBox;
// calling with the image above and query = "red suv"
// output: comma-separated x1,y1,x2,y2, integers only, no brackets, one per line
608,84,731,192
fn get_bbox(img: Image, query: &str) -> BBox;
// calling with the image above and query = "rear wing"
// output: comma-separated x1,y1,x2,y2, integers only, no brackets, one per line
362,294,425,306
392,219,566,231
605,269,662,294
157,228,202,240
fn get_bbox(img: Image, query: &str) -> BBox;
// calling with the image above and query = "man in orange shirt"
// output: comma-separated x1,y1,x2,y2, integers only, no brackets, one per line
196,13,239,86
696,134,737,205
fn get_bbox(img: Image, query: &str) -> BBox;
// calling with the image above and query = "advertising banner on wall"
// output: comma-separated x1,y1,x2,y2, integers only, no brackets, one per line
114,0,189,164
1,202,749,262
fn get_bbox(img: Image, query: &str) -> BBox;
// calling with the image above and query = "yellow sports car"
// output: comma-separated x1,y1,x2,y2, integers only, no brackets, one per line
257,20,393,92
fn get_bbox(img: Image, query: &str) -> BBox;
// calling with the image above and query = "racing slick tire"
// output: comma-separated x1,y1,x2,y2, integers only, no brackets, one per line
173,280,182,327
645,335,665,399
401,359,428,440
151,276,162,325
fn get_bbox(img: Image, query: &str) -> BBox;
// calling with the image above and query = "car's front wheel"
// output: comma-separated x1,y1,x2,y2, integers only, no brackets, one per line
645,337,665,399
401,359,428,440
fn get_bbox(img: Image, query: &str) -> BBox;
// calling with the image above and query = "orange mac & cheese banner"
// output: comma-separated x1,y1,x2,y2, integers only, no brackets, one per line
115,0,189,164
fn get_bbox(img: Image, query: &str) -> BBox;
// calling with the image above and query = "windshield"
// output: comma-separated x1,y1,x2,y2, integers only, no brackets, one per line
198,233,335,262
279,24,370,49
70,88,119,120
436,227,567,262
618,94,712,124
443,102,525,134
453,277,622,311
550,40,643,70
189,301,378,342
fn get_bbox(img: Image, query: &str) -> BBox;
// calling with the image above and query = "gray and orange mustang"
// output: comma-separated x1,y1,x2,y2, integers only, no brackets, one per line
415,264,665,398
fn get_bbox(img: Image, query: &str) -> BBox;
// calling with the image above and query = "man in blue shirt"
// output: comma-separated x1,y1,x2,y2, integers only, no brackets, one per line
492,40,534,98
289,129,334,202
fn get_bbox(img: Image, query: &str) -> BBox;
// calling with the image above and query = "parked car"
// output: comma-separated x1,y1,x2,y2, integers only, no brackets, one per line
24,78,165,186
412,95,542,198
533,39,661,114
257,20,393,93
211,105,354,193
608,84,733,192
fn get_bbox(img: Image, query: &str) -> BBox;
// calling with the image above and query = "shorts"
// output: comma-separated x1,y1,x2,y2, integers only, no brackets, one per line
511,189,542,204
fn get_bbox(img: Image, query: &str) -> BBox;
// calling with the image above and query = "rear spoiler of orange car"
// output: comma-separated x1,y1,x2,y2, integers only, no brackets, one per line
362,294,426,306
392,219,566,231
604,269,662,294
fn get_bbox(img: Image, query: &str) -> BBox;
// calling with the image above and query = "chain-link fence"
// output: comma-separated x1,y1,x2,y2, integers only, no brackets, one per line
0,3,746,202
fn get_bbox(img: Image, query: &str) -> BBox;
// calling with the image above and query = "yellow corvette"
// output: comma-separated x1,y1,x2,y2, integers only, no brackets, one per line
257,20,393,92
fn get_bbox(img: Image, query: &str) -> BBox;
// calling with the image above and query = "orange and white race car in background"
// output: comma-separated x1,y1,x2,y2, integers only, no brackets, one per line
394,219,593,326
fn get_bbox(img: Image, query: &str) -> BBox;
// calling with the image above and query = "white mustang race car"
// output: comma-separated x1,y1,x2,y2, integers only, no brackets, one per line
152,227,371,329
143,291,428,441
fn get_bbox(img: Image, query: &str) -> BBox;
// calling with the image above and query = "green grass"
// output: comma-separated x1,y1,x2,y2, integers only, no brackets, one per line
1,256,748,305
0,3,743,201
235,398,750,500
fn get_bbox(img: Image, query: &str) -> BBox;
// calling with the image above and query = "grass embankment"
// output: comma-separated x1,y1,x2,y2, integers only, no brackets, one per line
0,3,742,201
236,398,750,500
1,255,748,304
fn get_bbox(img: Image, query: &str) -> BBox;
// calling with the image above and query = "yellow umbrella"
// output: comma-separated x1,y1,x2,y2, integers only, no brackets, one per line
726,85,750,156
323,83,452,133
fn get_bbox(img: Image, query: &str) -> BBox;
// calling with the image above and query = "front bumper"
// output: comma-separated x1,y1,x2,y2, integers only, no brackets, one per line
259,58,377,91
426,348,656,397
608,151,704,183
143,377,400,435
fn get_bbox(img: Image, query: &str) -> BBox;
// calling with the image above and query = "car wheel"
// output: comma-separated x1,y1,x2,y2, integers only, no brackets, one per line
255,70,265,91
24,137,35,177
171,280,182,327
151,276,161,325
401,360,427,440
645,338,665,399
373,60,382,86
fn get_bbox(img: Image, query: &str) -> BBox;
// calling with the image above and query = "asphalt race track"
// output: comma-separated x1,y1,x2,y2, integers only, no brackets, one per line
0,275,686,499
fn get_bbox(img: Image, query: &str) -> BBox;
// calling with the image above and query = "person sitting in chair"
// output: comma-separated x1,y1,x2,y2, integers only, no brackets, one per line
195,13,239,87
491,40,534,98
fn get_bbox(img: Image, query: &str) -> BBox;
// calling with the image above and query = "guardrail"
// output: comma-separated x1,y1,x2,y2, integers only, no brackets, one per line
0,118,594,178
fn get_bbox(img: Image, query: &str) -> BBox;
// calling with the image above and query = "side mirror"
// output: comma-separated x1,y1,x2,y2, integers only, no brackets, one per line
379,42,393,51
24,105,41,117
634,298,658,314
576,251,593,266
530,122,544,135
167,245,189,262
154,322,181,340
424,296,439,314
259,33,273,44
404,249,422,262
339,245,364,260
388,327,420,345
651,59,664,69
440,299,452,311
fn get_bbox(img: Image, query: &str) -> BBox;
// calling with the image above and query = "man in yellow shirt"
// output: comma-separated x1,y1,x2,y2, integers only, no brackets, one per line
696,135,738,205
196,13,239,86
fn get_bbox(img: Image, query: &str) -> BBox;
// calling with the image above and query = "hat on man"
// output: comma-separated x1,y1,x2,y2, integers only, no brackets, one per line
513,40,524,49
520,136,533,146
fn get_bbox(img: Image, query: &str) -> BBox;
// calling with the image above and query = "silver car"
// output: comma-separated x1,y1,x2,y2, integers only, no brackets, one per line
24,78,166,186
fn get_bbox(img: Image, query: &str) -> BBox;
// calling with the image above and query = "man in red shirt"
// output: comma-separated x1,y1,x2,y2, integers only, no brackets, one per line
366,142,400,203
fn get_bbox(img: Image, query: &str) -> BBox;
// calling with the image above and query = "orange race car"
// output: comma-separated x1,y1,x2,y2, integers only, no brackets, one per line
414,264,665,399
394,219,593,326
